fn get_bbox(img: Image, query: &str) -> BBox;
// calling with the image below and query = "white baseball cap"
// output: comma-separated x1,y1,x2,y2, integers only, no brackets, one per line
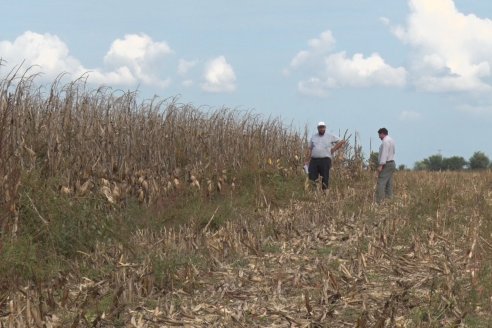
317,121,326,127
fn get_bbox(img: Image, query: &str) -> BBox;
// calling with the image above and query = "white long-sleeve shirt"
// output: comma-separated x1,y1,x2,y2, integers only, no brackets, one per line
378,135,396,165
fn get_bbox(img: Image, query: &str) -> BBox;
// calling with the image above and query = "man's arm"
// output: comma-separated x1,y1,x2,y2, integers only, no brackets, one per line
377,142,388,176
331,139,346,154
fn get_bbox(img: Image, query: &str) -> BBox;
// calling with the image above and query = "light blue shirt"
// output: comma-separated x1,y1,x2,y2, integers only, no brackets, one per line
309,133,340,158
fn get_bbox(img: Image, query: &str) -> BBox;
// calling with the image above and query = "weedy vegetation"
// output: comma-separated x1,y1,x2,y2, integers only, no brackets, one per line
0,70,491,327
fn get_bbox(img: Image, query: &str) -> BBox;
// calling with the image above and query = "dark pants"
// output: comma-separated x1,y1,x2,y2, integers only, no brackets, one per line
308,157,332,190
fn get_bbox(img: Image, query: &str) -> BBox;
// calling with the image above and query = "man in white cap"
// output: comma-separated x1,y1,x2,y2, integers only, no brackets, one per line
304,121,346,191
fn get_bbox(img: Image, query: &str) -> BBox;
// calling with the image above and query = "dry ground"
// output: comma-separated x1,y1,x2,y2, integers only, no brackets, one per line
2,171,492,327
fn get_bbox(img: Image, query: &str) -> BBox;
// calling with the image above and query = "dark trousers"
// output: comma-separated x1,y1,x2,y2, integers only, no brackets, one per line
308,157,332,190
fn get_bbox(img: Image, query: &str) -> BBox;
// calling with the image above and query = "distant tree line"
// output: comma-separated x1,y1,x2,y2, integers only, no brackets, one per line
368,151,491,171
414,151,491,171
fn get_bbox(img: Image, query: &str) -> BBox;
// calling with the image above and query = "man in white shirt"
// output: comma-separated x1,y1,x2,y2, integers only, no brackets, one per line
376,127,396,203
304,121,346,191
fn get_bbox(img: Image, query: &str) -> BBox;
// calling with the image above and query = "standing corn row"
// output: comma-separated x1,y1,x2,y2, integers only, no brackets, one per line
0,73,307,235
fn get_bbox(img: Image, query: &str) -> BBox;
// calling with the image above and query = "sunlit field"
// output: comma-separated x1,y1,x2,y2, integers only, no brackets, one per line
1,75,491,327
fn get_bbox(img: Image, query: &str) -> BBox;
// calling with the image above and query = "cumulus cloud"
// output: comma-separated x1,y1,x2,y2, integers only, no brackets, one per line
0,31,173,89
202,56,236,93
102,33,173,88
288,31,335,70
324,52,406,88
286,30,406,96
0,31,84,79
0,32,239,94
393,0,492,92
289,1,492,96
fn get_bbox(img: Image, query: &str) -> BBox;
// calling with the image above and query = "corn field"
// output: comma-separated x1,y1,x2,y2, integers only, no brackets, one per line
2,72,490,327
0,71,317,235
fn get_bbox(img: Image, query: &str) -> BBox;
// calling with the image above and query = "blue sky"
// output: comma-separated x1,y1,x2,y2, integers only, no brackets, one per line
2,0,492,166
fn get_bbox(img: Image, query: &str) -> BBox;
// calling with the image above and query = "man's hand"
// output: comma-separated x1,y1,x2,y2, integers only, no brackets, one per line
375,165,383,178
303,162,310,174
331,140,346,154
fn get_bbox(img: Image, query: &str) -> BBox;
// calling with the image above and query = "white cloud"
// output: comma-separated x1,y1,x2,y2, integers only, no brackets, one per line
0,31,173,89
288,30,335,71
323,52,407,88
394,0,492,92
287,30,406,96
103,33,173,88
202,56,236,93
399,110,422,121
0,31,84,79
177,59,198,76
86,67,137,86
290,1,492,96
